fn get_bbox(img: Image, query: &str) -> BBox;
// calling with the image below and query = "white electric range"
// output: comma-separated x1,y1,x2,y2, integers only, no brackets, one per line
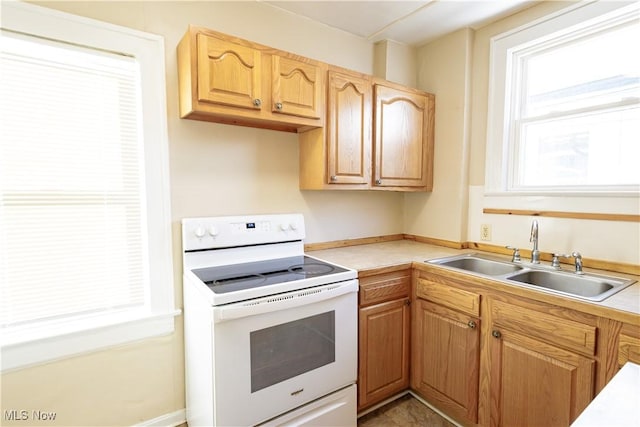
182,213,358,426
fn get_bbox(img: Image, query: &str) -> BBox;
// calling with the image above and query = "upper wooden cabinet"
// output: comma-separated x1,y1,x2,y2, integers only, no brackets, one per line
272,56,324,120
326,69,372,186
300,68,372,189
374,83,434,190
299,70,434,191
179,26,435,190
195,34,262,112
178,26,325,132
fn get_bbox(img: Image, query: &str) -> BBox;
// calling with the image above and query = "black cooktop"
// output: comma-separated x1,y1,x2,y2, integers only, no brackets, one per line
192,255,349,294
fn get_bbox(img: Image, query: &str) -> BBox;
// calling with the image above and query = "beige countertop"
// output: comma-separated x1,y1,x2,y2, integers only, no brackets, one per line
308,240,640,319
571,362,640,427
308,240,470,271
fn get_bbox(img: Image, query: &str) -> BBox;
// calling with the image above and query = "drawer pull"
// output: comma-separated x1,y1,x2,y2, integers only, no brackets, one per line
468,320,477,329
492,330,502,339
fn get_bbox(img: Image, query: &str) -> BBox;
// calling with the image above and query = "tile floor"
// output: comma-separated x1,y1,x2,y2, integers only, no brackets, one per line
357,394,456,427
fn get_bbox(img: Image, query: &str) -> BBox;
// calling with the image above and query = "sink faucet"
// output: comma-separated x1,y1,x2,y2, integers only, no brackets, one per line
530,220,540,264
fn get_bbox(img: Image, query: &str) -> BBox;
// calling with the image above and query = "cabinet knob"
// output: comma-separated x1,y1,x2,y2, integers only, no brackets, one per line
253,98,262,107
275,102,283,111
330,175,338,182
467,320,477,329
375,179,382,185
492,330,502,339
405,299,411,306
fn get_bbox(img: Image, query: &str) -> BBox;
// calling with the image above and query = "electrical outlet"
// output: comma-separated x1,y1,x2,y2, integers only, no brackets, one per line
480,224,492,241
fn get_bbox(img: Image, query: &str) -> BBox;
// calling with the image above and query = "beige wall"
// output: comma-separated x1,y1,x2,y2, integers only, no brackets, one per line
404,28,474,242
373,39,417,87
1,2,402,426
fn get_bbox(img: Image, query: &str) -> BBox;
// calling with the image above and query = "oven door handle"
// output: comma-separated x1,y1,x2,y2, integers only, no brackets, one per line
213,279,358,323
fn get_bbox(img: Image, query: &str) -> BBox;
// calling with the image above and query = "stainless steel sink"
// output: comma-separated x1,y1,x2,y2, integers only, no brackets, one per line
428,254,523,276
426,253,636,302
505,270,634,301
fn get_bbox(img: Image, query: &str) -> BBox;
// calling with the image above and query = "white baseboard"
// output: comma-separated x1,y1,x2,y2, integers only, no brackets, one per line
133,409,186,427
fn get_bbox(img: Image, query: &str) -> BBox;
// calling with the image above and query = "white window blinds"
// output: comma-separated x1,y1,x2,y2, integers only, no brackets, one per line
0,33,149,330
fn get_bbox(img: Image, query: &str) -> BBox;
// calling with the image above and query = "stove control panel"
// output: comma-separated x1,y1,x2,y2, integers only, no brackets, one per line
182,213,305,251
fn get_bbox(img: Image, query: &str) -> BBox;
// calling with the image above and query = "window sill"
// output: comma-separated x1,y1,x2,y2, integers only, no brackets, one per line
483,192,640,220
1,309,181,372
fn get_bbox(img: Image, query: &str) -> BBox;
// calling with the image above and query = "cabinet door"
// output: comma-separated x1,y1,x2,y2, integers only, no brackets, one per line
373,84,434,189
358,298,410,410
196,34,262,110
326,70,372,185
412,298,480,424
272,56,323,120
488,327,595,427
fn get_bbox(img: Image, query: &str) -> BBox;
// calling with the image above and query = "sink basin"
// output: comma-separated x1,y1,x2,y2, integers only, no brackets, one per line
428,254,523,276
505,270,634,301
427,253,636,302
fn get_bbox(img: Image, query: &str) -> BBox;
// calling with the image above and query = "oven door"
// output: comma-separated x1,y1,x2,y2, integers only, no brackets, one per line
212,279,358,427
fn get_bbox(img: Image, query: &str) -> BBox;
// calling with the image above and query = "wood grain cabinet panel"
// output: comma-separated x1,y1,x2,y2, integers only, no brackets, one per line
488,328,595,427
196,34,262,111
359,270,410,306
416,277,480,317
357,270,411,411
358,298,410,410
272,56,324,120
487,298,596,427
326,70,372,186
373,83,434,190
618,323,640,367
299,67,373,189
412,298,480,424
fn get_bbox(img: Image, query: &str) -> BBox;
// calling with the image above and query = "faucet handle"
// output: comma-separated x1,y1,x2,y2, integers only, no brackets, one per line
506,246,521,262
551,253,571,269
571,251,584,274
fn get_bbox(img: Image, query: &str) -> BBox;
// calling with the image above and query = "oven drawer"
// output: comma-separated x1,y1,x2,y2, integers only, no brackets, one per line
258,384,356,427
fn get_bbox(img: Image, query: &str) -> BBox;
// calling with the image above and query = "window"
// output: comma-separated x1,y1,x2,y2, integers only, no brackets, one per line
485,1,640,212
0,2,176,371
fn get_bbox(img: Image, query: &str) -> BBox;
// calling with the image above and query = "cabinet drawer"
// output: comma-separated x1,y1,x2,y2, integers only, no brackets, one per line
416,278,480,317
491,299,596,356
359,271,410,306
618,323,640,367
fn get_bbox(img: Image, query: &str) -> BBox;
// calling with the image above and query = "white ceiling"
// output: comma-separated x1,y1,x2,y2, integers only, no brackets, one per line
262,1,535,46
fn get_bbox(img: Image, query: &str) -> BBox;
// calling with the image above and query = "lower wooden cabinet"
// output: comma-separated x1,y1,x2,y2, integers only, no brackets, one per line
357,270,411,411
355,265,634,426
486,297,597,427
412,298,480,424
487,327,595,427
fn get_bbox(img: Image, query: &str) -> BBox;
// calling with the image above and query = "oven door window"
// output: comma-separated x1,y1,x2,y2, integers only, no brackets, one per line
250,311,335,393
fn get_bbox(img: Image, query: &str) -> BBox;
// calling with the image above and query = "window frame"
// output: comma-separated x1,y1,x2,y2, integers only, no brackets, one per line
485,1,640,215
0,2,177,372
